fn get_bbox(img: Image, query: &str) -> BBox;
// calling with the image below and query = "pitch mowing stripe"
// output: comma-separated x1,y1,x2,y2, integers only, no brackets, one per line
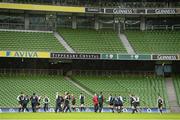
1,113,180,120
0,119,179,120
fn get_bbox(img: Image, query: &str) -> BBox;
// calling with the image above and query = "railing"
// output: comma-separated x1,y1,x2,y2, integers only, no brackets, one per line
29,24,50,31
125,26,140,30
146,25,180,30
0,69,155,76
0,69,63,76
172,24,180,30
72,70,155,76
0,23,52,31
0,23,179,31
0,23,24,30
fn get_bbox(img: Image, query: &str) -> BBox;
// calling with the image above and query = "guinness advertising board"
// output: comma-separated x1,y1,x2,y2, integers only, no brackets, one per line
152,55,178,60
85,7,179,14
105,8,138,14
146,8,176,14
105,8,176,14
51,53,100,59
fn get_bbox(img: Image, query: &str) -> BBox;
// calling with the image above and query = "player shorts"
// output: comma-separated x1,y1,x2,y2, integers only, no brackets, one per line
18,101,23,105
158,104,162,108
120,103,123,106
72,102,76,105
109,103,113,106
115,104,119,107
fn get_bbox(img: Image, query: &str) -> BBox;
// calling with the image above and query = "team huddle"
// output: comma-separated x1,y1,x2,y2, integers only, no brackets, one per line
17,92,164,113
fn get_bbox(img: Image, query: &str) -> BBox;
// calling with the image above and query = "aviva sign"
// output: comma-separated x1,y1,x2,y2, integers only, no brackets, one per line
0,51,50,58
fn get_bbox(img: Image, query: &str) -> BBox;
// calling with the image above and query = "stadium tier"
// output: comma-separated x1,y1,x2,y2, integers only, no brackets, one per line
174,76,180,105
0,31,66,52
0,74,90,108
125,30,180,54
72,74,169,108
0,74,169,108
58,28,127,53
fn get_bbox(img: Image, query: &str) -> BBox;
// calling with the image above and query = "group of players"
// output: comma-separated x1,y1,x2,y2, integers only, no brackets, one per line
54,92,85,112
17,92,86,113
17,92,164,113
17,92,47,112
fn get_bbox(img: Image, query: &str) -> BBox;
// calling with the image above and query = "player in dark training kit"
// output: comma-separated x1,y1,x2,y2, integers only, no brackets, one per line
131,95,138,114
71,94,76,112
63,92,71,112
108,94,114,113
114,95,119,112
117,95,123,113
17,92,25,112
30,93,38,112
43,95,50,112
22,95,29,112
79,93,85,112
129,94,133,108
157,96,163,114
55,92,64,112
98,92,104,113
135,95,141,112
36,96,41,111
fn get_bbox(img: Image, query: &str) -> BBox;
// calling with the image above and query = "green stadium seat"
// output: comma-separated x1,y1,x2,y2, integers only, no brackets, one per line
0,31,67,52
72,74,169,108
58,28,127,53
173,76,180,105
0,74,89,107
125,30,180,54
0,74,169,108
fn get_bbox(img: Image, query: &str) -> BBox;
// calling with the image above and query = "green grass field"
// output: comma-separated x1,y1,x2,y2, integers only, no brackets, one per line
1,113,180,120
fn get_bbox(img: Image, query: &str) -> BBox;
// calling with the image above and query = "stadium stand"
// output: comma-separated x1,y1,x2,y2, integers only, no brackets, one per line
58,28,127,53
0,74,90,107
173,76,180,105
72,74,169,108
0,31,67,52
0,73,170,108
125,30,180,54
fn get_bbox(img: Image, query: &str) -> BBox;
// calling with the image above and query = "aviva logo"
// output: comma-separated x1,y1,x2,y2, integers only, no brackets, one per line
0,51,50,58
15,51,38,58
6,51,38,58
